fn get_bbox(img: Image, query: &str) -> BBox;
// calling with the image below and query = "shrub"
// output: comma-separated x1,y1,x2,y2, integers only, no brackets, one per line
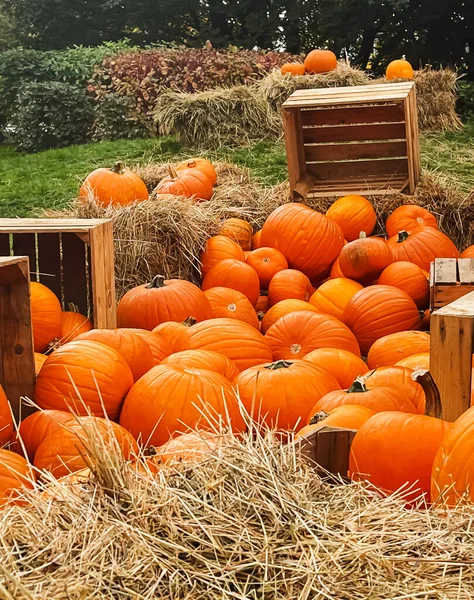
91,94,149,142
457,81,474,122
6,82,94,152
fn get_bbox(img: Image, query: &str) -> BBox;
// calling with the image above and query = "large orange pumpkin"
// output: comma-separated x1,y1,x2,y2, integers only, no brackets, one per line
261,299,318,334
252,230,263,249
339,236,392,284
378,261,429,308
0,450,35,506
60,308,93,344
200,235,245,277
176,158,217,186
117,275,212,329
297,404,375,438
329,257,345,278
34,353,48,375
365,366,426,413
79,162,148,207
30,282,62,352
120,364,244,447
396,352,430,371
367,330,430,369
75,329,154,382
204,287,259,328
326,195,376,241
154,431,224,464
351,412,451,503
265,310,361,360
342,285,422,355
304,49,337,73
131,329,168,365
219,218,253,251
385,59,414,80
0,385,13,448
233,359,340,431
261,203,344,280
246,247,288,289
202,259,260,306
162,349,239,381
267,269,314,306
15,409,75,462
387,229,458,272
155,166,213,201
152,317,196,358
386,205,437,237
303,348,369,389
281,63,306,75
35,340,134,420
174,318,272,371
309,278,363,320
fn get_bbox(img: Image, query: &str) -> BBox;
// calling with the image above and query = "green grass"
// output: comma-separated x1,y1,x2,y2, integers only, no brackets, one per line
1,123,473,218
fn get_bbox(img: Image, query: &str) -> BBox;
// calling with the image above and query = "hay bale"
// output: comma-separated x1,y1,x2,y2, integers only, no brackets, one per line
154,86,279,148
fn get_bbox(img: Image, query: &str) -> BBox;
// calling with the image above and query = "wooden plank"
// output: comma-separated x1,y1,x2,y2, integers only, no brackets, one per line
408,86,421,188
403,93,416,194
431,286,474,310
283,83,414,106
307,158,408,181
284,92,410,108
37,233,62,299
0,234,11,257
282,107,306,194
12,233,37,281
0,218,110,234
286,82,414,98
300,104,405,127
89,221,116,329
302,122,407,144
297,427,356,479
61,232,89,315
304,140,407,162
434,258,458,284
458,259,474,284
0,257,36,421
294,174,316,199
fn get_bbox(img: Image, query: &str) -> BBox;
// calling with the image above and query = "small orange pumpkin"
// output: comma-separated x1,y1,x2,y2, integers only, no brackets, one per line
79,162,148,207
30,282,62,352
15,409,75,462
176,158,217,186
268,269,314,306
162,349,239,381
395,352,430,371
367,330,430,369
326,195,376,241
461,245,474,259
246,247,288,289
385,59,414,80
365,366,426,413
281,63,306,75
0,450,35,506
304,49,337,73
152,317,197,358
200,235,245,277
339,236,392,284
204,287,259,328
60,306,93,344
261,299,318,334
309,278,363,321
378,261,429,308
155,166,213,201
297,404,375,438
387,229,458,272
252,230,263,249
202,259,260,306
219,218,253,251
386,205,438,237
302,347,369,389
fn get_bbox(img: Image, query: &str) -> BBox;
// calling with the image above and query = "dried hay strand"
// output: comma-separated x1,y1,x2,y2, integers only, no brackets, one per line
413,67,463,132
154,85,279,148
2,427,474,600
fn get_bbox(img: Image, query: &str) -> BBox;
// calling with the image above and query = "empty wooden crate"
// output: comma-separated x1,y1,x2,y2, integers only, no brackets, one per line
430,258,474,311
282,82,420,198
0,219,116,328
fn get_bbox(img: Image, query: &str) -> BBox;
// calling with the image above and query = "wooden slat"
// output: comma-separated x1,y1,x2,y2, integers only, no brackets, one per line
300,104,404,126
431,286,474,310
303,122,406,144
304,140,407,162
0,234,11,257
458,259,474,284
282,107,306,194
12,234,37,281
407,86,421,189
308,158,408,181
62,232,89,315
285,92,410,108
0,218,109,235
434,258,458,284
37,233,62,300
283,83,414,106
297,427,356,479
89,221,117,328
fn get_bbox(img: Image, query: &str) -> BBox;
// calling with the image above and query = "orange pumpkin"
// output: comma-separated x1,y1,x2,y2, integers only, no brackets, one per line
200,235,245,277
162,349,239,381
309,278,363,320
365,366,426,413
461,245,474,259
154,431,224,464
303,348,369,389
174,318,272,372
246,247,288,289
0,385,13,448
265,310,361,360
35,340,134,420
367,330,430,369
60,307,93,344
252,230,263,249
421,308,430,331
330,257,345,278
261,299,318,334
120,364,244,447
261,203,344,280
155,165,213,201
131,329,168,365
34,352,48,375
176,158,217,186
30,282,62,352
15,409,75,461
202,259,260,306
255,294,269,314
219,218,253,251
304,49,337,73
385,59,414,80
152,317,196,358
75,329,155,382
387,229,458,272
117,275,212,329
204,287,259,328
79,162,148,207
339,236,392,284
297,405,375,438
342,285,422,355
267,269,314,306
281,63,306,75
326,195,376,241
396,352,430,371
386,205,437,237
0,450,35,506
233,359,340,431
378,261,429,308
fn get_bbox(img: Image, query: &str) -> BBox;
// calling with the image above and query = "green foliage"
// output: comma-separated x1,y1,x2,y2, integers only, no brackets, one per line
91,94,149,142
458,82,474,122
6,82,94,152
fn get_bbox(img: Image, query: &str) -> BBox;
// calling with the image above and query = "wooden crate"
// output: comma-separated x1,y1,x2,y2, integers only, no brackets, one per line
430,257,474,311
282,82,420,199
0,256,35,421
295,426,356,480
0,219,116,328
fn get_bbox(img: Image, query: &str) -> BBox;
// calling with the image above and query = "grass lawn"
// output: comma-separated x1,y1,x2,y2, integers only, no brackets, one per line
0,123,473,218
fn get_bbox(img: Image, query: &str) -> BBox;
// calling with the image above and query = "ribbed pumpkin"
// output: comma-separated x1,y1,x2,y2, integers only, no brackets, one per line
378,261,429,308
386,205,437,237
162,349,239,381
174,318,272,371
261,203,344,280
131,329,168,365
255,295,269,314
15,409,75,462
233,359,340,431
202,259,260,306
365,366,426,413
330,257,345,278
219,218,253,251
309,278,363,320
152,317,196,358
246,247,288,289
326,195,376,241
304,49,337,73
34,353,48,375
367,331,430,369
252,230,263,249
461,245,474,259
204,287,259,328
79,162,148,207
342,285,422,355
155,166,213,201
0,450,35,506
297,405,375,439
60,307,93,344
267,269,314,306
154,431,224,465
303,348,369,389
117,275,212,329
395,352,430,371
0,385,13,447
385,59,414,80
265,310,361,360
176,158,217,186
120,364,245,447
261,299,318,334
30,282,62,352
75,329,155,382
200,235,245,277
339,236,392,284
35,340,134,420
387,229,458,272
281,63,306,75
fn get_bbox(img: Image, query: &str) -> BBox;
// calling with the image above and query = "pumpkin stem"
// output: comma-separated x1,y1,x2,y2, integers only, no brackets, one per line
397,230,410,243
167,165,179,180
182,316,197,327
147,275,166,289
347,378,368,393
309,410,329,425
111,161,125,175
67,302,80,313
413,370,443,419
359,231,367,239
265,360,293,370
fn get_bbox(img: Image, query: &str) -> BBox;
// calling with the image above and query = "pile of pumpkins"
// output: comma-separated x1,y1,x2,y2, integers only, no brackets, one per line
2,193,474,509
